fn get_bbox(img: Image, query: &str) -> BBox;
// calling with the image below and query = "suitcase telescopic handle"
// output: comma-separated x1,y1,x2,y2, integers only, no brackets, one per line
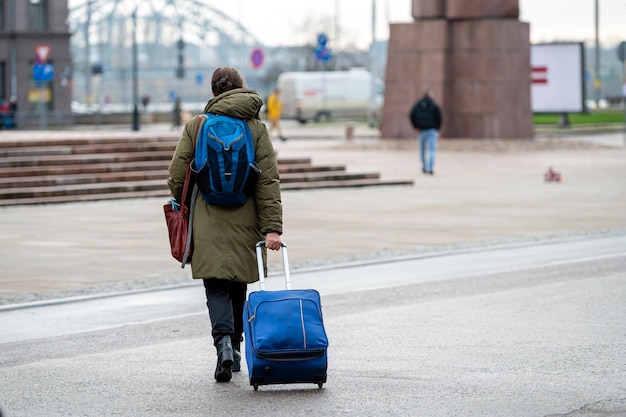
255,241,291,291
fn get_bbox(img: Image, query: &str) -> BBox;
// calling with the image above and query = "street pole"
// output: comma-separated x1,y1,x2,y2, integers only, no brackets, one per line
132,8,139,131
85,0,92,113
622,60,626,148
370,0,376,125
8,0,17,97
619,42,626,147
594,0,600,108
334,0,339,69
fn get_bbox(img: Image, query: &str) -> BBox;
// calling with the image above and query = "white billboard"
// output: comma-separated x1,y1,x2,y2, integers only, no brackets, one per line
531,43,586,113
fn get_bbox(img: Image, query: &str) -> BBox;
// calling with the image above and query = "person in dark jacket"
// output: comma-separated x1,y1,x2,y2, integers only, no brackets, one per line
7,96,17,129
167,66,283,383
171,97,182,130
409,90,442,175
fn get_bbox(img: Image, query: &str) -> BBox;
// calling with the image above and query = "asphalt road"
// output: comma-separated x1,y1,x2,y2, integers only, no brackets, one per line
1,235,625,417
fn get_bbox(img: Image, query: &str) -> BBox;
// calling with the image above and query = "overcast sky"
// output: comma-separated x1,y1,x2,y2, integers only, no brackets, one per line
69,0,626,49
217,0,626,48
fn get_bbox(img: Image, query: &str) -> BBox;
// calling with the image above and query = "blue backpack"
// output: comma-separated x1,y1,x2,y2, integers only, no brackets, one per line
191,113,260,206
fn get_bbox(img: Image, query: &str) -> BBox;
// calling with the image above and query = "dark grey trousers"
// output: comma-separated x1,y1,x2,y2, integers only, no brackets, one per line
203,278,247,347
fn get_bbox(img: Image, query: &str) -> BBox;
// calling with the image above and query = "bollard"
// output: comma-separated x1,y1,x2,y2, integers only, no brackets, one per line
345,123,355,140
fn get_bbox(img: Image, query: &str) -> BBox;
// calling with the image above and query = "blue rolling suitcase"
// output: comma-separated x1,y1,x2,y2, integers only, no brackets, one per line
243,241,329,390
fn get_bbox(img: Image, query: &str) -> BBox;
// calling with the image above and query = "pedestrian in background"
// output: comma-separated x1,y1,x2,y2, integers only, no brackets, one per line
7,96,17,129
167,66,283,383
171,97,182,130
409,89,442,175
266,87,288,141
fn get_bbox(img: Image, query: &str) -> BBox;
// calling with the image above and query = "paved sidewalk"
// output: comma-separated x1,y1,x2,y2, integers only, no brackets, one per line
0,124,625,305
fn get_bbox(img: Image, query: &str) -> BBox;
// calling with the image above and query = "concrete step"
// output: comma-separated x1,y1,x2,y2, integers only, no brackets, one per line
0,135,177,149
0,141,177,158
276,157,312,166
0,151,174,168
0,158,313,178
0,170,169,189
279,163,345,174
0,135,413,206
0,189,170,207
0,178,416,206
0,169,380,189
282,178,415,190
0,170,382,196
0,160,169,178
280,171,379,183
0,179,168,200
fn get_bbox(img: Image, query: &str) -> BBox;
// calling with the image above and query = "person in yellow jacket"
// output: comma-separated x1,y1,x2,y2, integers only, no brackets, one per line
266,87,288,141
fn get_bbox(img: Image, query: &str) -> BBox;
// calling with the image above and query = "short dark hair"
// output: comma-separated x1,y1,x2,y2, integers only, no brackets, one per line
211,67,244,96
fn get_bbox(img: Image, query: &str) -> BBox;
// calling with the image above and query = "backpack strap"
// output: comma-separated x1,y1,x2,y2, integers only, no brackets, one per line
180,115,206,204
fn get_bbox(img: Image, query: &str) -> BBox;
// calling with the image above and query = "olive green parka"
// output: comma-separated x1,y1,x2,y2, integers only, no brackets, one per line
167,88,283,283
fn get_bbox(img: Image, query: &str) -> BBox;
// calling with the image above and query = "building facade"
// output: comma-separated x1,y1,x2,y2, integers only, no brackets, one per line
0,0,72,127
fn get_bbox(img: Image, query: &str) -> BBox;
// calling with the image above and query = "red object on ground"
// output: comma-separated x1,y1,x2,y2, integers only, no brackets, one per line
544,167,562,182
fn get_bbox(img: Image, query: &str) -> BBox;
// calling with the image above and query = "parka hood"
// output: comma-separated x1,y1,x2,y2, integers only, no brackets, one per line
203,88,263,120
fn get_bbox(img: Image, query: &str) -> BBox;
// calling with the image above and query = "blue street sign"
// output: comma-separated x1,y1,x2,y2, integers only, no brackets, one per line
33,63,54,82
315,33,331,62
317,33,328,47
314,46,332,62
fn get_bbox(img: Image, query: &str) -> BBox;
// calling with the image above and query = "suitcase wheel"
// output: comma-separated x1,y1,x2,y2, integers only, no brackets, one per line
315,375,326,389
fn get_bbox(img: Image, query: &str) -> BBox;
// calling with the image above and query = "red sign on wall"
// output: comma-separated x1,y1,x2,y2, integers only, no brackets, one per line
35,44,52,64
531,66,548,85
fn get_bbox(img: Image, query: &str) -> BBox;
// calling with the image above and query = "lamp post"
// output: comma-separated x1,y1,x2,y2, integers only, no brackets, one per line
335,0,340,68
594,0,600,107
85,0,92,113
131,8,139,131
8,0,18,97
618,41,626,146
370,0,377,126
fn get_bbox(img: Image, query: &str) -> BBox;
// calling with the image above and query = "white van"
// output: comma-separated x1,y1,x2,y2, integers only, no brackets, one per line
277,68,384,126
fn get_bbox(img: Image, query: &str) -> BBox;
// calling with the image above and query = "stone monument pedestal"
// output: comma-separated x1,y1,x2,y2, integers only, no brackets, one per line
382,0,533,139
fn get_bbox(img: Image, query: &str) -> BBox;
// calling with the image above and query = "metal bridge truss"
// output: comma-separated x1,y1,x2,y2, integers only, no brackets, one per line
67,0,265,110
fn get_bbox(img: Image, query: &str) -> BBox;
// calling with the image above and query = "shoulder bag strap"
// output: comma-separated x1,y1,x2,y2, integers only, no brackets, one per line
180,115,206,268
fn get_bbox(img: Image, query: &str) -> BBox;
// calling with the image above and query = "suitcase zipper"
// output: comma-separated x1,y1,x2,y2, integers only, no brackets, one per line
299,299,307,349
254,350,326,361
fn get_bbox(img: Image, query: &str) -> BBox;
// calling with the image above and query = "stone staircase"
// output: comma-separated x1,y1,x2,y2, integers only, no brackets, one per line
0,135,413,207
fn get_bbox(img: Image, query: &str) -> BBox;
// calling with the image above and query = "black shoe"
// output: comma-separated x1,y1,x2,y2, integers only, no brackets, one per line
279,135,288,142
232,348,241,372
214,336,233,382
214,361,232,382
428,170,434,175
422,168,427,174
217,336,234,367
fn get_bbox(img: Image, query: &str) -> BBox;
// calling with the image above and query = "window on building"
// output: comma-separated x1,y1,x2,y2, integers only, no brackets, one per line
30,0,48,31
0,1,5,31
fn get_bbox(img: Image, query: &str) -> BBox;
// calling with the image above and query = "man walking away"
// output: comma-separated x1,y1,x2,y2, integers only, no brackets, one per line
409,89,442,175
